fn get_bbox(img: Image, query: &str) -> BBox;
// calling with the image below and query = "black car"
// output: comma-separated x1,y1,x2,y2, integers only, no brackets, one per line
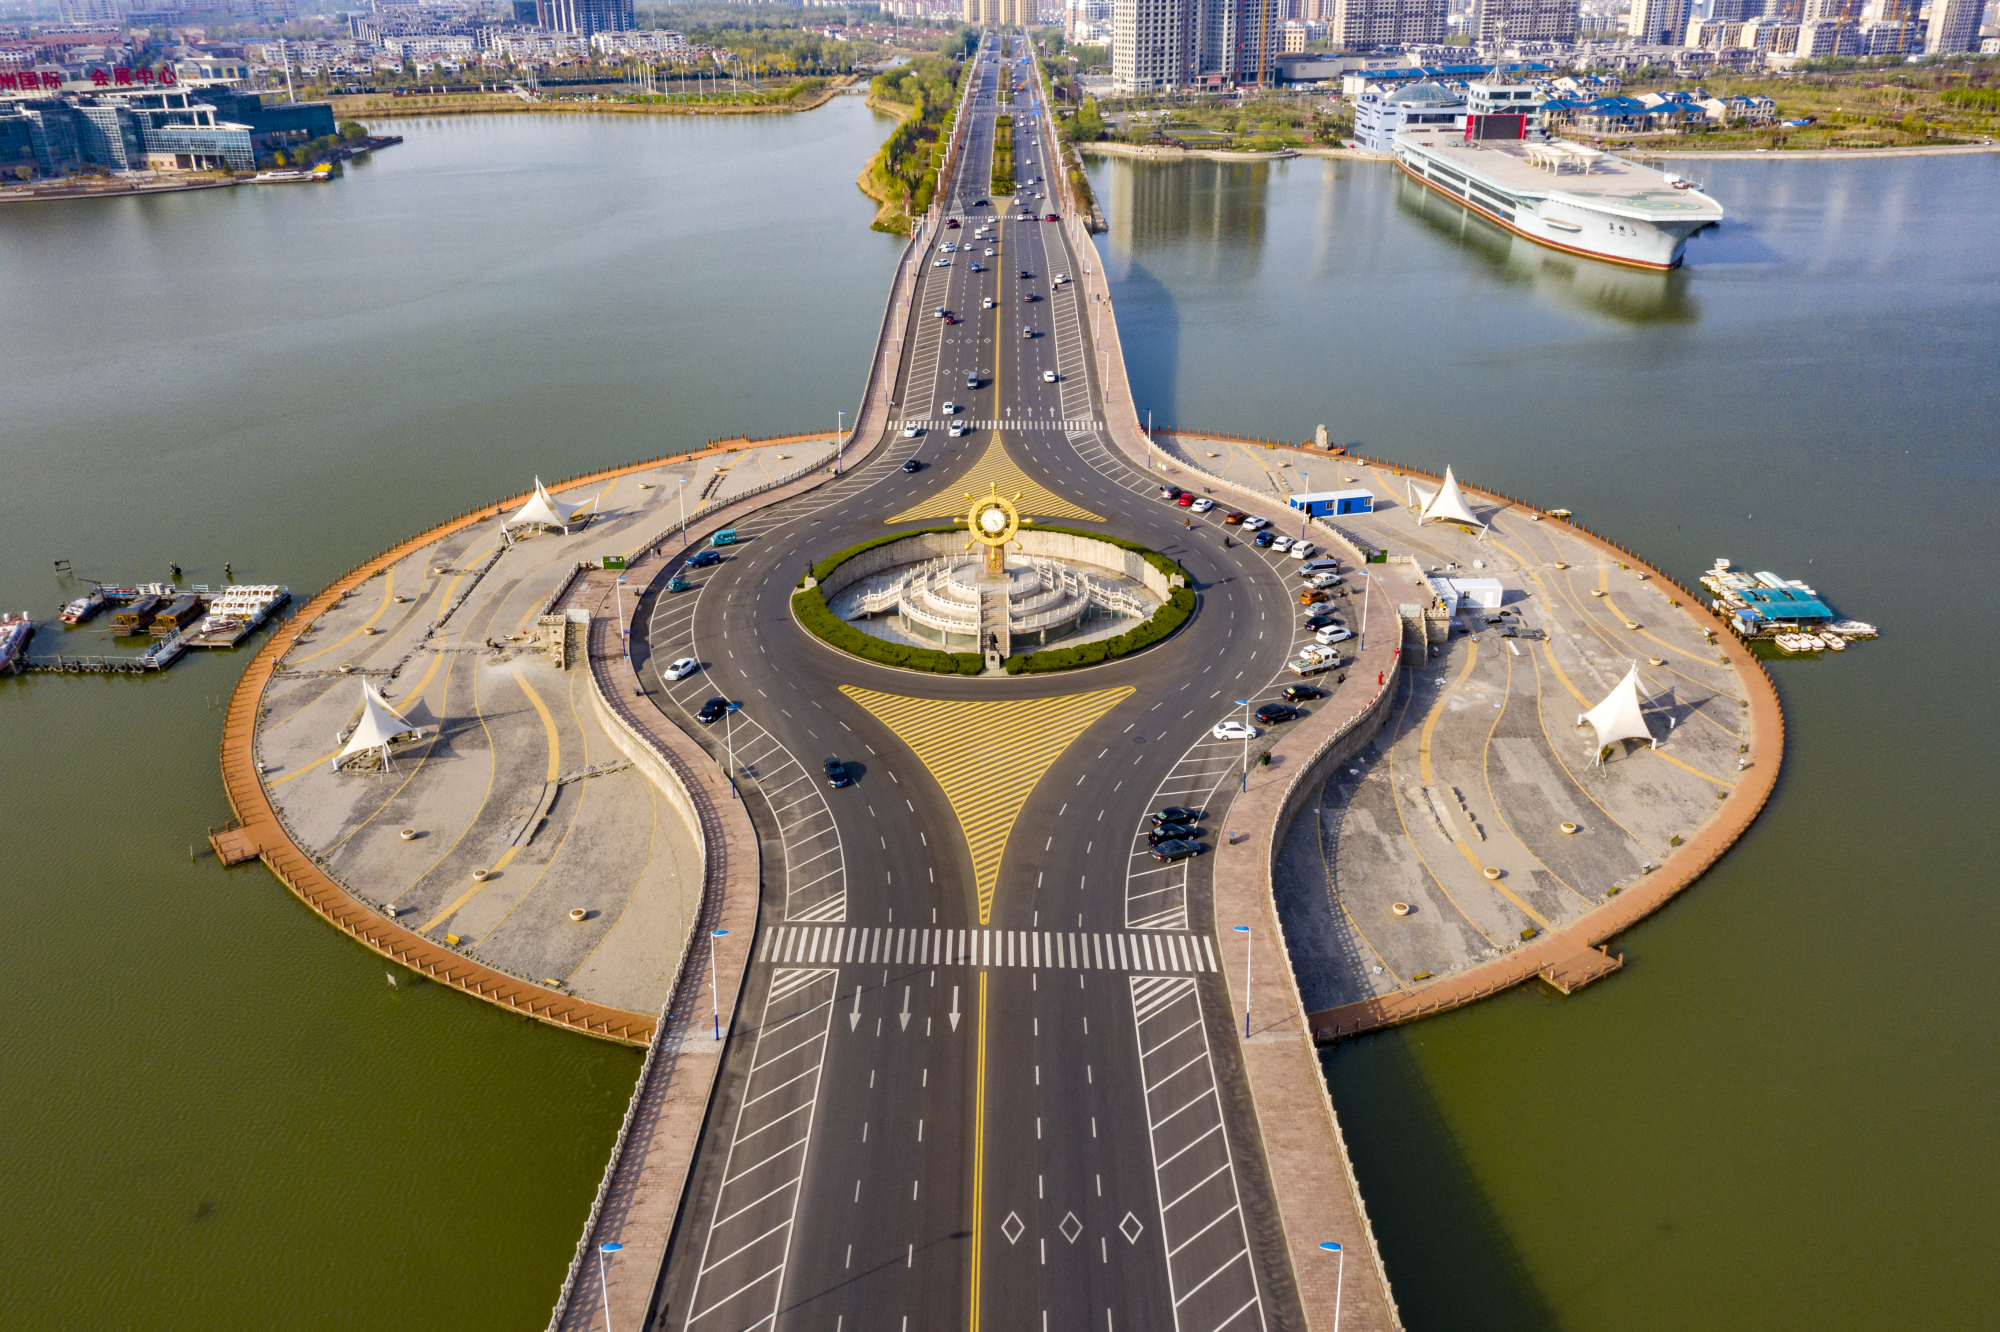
824,757,852,788
902,459,923,473
1304,613,1340,630
1159,485,1182,501
696,698,729,725
1255,703,1298,725
687,549,723,568
1018,269,1032,279
974,198,989,206
1150,839,1203,863
1149,806,1201,827
1282,684,1323,703
1147,822,1198,846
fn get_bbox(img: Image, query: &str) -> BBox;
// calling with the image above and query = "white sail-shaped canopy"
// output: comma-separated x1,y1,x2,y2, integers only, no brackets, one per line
1418,466,1483,528
335,681,422,769
505,479,583,534
1578,665,1656,754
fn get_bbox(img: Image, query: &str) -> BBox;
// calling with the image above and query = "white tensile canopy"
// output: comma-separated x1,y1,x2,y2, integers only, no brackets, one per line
505,478,584,534
1578,665,1656,756
334,681,423,771
1411,466,1483,529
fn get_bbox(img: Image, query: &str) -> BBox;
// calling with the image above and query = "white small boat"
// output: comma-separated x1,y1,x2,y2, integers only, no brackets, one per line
1821,634,1845,651
0,613,32,672
1829,619,1878,638
60,587,106,624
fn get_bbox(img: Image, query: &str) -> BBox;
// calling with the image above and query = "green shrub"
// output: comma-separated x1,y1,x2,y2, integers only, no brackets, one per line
1005,586,1195,674
791,588,982,676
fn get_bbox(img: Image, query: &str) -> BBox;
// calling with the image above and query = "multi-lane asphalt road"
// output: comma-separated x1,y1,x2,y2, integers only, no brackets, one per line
633,37,1362,1332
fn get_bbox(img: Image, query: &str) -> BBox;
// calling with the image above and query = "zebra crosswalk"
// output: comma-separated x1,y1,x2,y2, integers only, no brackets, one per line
758,924,1221,974
902,419,1103,432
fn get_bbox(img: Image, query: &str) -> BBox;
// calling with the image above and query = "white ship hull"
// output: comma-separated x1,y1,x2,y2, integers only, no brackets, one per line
1394,135,1722,271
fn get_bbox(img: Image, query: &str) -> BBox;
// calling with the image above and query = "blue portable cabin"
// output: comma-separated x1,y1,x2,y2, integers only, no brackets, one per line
1288,489,1375,518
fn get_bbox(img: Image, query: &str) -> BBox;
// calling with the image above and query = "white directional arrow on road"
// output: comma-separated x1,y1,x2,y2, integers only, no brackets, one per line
849,985,862,1032
899,985,912,1032
949,985,961,1033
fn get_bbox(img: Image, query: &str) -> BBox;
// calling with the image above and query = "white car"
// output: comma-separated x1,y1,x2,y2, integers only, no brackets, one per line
983,296,996,308
664,657,699,681
1042,369,1058,382
902,423,922,438
1240,515,1267,531
1310,571,1343,589
949,421,969,436
933,258,950,268
942,400,958,414
1211,720,1261,741
1270,535,1292,552
1190,497,1214,513
1291,542,1318,560
1315,626,1354,646
985,248,996,256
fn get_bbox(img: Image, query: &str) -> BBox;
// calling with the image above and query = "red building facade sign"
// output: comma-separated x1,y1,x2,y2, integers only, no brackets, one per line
0,70,64,90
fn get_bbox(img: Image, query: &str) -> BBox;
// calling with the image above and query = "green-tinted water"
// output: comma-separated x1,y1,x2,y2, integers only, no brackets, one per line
1088,151,2000,1328
3,109,1992,1328
0,102,901,1329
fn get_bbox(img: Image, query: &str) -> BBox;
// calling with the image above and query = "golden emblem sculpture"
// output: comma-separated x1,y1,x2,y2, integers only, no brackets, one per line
964,482,1028,578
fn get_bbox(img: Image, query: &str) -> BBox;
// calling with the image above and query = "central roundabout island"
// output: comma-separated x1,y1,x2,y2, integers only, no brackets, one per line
791,486,1195,676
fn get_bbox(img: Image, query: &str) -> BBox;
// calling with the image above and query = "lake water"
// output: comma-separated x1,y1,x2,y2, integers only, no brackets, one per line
1,104,1992,1328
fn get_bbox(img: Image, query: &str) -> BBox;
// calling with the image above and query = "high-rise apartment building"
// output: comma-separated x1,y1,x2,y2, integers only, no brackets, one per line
536,0,633,37
1626,0,1692,42
1112,0,1279,91
1324,0,1448,50
966,0,1039,24
1468,0,1580,44
1922,0,1982,52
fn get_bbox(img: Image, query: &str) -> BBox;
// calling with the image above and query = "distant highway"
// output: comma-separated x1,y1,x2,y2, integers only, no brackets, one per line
634,35,1349,1332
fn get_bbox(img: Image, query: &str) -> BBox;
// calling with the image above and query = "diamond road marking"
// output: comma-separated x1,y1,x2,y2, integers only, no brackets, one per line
1120,1211,1144,1244
1060,1211,1083,1244
1002,1210,1026,1245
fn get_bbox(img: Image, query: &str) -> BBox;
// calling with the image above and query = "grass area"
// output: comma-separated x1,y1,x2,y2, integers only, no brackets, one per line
1593,63,2000,151
327,76,842,119
858,46,968,234
1062,90,1348,153
992,112,1015,197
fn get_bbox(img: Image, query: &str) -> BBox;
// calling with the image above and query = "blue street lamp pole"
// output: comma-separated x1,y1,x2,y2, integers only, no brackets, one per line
1319,1241,1346,1332
1233,924,1251,1037
615,576,628,661
710,928,729,1041
597,1240,623,1332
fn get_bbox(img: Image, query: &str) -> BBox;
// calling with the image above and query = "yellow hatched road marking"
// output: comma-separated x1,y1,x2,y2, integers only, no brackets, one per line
884,437,1103,524
841,684,1131,923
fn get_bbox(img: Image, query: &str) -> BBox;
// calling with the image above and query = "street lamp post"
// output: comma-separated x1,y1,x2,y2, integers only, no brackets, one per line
836,410,845,475
615,576,628,661
1233,924,1251,1037
1359,570,1370,652
597,1240,623,1332
710,928,729,1040
676,474,689,549
724,701,742,798
1234,698,1252,791
1299,470,1309,538
1319,1241,1346,1332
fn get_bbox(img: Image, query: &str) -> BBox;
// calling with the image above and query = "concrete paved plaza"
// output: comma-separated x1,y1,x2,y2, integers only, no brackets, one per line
1156,437,1753,1010
252,442,828,1013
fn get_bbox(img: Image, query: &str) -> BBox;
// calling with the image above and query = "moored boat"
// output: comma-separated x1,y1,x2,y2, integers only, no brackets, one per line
0,613,32,673
59,587,107,624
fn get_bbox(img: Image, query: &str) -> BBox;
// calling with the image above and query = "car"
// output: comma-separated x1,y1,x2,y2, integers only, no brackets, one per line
949,421,969,436
1315,626,1354,645
1022,292,1036,303
1150,806,1202,826
942,400,958,414
985,248,996,256
1176,493,1197,507
1042,369,1058,383
687,549,723,568
1147,822,1199,845
933,258,950,268
942,314,958,325
1211,719,1260,741
1291,542,1318,560
664,657,699,682
1159,485,1182,500
1299,589,1329,605
902,458,923,473
941,241,957,252
1252,530,1275,547
946,218,961,228
824,757,852,788
1045,213,1059,222
1240,515,1268,531
1019,269,1032,279
1054,273,1070,285
1304,612,1341,630
696,698,729,725
665,574,690,593
1309,572,1343,589
1222,511,1245,524
1255,703,1298,725
1282,684,1323,702
974,199,989,206
1270,535,1292,552
1190,497,1214,513
1021,327,1034,338
969,262,983,273
1150,839,1204,863
966,372,980,388
902,423,923,438
1299,558,1342,576
982,296,996,308
934,306,947,319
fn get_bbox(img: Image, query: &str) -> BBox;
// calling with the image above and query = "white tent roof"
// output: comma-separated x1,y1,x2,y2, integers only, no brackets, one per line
506,479,583,532
1578,665,1655,752
336,681,421,765
1419,466,1483,528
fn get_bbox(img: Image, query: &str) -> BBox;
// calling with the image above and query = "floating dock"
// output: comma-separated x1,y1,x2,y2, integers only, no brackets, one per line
10,582,290,678
1700,560,1876,655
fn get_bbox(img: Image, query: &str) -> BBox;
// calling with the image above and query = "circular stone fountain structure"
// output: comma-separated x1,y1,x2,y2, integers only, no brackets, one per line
814,487,1182,673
